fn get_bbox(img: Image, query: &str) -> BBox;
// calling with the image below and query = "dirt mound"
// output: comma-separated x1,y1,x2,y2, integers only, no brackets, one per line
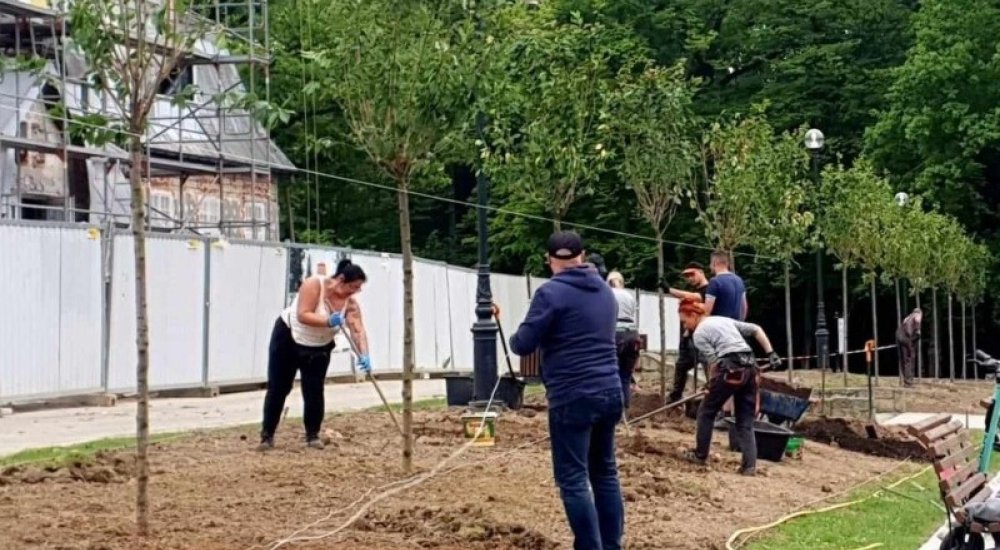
796,417,927,461
359,504,557,549
0,451,136,486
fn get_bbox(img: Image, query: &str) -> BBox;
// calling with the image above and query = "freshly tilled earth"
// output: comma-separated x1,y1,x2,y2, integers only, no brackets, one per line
0,390,912,549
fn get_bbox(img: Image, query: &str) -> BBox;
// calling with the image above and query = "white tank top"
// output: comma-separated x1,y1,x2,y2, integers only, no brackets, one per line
282,276,346,347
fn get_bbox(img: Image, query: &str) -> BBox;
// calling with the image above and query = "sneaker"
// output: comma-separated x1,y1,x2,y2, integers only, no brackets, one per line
682,450,707,466
305,438,325,450
257,437,275,452
739,467,756,477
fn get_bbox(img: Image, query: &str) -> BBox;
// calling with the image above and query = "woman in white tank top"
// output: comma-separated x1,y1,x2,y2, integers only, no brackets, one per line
258,258,370,450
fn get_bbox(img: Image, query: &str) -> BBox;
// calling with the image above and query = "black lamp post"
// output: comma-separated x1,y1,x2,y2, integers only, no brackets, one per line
806,128,828,374
471,111,499,405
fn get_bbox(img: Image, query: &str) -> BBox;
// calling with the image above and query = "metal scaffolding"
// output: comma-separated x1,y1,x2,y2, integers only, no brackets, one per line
0,0,294,240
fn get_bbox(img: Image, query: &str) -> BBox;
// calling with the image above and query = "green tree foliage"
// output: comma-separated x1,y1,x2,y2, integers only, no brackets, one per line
693,114,807,258
481,8,642,230
286,0,477,472
867,0,1000,225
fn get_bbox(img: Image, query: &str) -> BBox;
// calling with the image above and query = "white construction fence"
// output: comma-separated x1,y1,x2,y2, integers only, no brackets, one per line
0,220,679,404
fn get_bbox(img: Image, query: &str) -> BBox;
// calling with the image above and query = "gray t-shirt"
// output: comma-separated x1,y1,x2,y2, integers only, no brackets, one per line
611,287,636,328
691,316,758,365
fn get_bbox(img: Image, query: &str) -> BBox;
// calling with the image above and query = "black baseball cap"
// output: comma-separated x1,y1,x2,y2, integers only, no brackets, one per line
682,262,705,276
547,231,584,260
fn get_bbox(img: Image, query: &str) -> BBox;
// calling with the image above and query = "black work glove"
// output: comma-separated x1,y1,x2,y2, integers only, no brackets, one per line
768,351,782,370
658,275,671,293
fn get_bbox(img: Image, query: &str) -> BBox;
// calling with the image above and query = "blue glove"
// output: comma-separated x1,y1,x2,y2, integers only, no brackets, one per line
357,354,372,373
327,311,344,328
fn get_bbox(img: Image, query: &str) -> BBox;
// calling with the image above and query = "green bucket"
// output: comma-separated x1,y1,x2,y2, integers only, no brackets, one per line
785,436,804,455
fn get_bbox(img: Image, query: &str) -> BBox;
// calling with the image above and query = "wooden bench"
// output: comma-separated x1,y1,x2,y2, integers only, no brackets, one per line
907,414,1000,536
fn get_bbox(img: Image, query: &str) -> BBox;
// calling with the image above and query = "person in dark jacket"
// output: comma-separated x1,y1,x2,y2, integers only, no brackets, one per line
510,231,624,550
663,262,710,403
896,308,922,387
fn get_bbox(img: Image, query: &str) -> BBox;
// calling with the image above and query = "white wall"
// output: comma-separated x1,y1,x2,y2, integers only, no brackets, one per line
0,222,680,402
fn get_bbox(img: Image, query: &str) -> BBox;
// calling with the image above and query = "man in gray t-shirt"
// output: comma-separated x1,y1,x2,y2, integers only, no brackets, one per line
678,299,781,475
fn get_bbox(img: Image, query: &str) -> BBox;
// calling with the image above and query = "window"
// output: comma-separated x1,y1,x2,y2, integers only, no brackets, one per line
250,201,267,240
149,191,175,229
157,65,194,96
200,196,221,227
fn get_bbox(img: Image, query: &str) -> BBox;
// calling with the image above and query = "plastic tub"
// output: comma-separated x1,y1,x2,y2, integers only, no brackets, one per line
725,418,795,462
444,373,474,407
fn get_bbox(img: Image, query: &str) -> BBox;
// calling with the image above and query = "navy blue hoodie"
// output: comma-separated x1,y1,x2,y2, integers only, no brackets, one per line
509,264,621,408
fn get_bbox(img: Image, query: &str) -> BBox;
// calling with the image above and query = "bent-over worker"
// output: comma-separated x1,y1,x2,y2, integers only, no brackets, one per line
678,299,780,476
258,258,371,451
896,308,922,387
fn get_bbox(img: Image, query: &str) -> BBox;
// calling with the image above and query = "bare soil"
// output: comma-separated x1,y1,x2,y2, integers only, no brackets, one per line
0,390,912,550
773,371,994,414
795,417,927,461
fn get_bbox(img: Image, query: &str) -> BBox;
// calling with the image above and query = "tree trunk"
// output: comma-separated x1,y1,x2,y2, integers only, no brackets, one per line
973,304,978,376
961,300,967,380
870,277,879,384
785,262,793,383
553,217,562,232
397,181,414,473
129,136,151,536
842,265,849,383
932,289,940,379
657,239,666,399
284,184,295,242
947,293,954,382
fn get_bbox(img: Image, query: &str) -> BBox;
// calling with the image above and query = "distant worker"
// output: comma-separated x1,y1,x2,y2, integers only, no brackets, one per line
588,252,609,280
896,308,922,387
705,251,747,321
607,270,640,408
662,262,711,403
258,259,371,451
678,298,781,476
511,231,624,550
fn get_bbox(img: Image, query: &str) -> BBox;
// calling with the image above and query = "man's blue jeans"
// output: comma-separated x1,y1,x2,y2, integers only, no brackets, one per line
548,388,625,550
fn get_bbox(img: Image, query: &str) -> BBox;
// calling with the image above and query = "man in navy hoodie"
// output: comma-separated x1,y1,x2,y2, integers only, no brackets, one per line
510,231,624,550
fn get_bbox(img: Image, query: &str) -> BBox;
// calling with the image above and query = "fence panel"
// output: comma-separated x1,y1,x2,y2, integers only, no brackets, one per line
207,242,287,384
0,223,102,401
108,234,205,392
347,252,402,374
413,260,440,369
447,267,477,371
637,291,680,352
490,273,530,373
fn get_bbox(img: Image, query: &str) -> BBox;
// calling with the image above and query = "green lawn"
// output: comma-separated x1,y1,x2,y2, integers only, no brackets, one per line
0,433,183,468
745,432,996,550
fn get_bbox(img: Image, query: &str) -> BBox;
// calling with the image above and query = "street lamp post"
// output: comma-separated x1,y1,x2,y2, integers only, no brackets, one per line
470,105,499,407
805,129,829,382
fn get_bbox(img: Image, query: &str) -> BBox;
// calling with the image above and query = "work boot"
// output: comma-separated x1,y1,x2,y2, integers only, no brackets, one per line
682,450,707,466
738,466,756,477
257,436,275,452
305,437,325,450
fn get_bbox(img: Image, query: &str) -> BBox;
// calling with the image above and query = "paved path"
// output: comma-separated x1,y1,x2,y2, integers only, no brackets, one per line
0,379,446,457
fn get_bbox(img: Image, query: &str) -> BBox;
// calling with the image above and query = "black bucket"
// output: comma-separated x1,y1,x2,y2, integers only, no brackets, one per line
496,374,526,410
725,418,794,462
444,373,474,407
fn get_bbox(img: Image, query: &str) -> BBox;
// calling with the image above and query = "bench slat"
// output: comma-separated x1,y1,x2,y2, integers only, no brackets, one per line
919,420,965,447
956,485,995,523
909,413,952,434
970,521,1000,534
936,444,980,474
945,473,989,510
931,432,971,458
939,460,979,493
